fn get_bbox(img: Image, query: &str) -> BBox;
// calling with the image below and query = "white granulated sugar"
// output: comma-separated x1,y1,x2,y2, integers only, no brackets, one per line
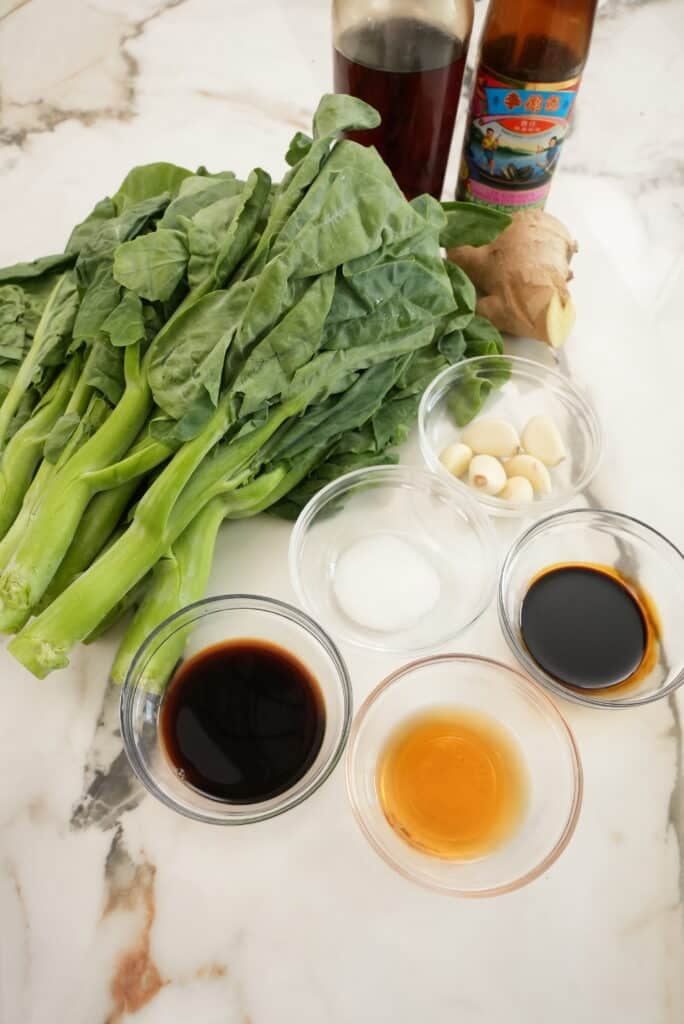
333,534,441,633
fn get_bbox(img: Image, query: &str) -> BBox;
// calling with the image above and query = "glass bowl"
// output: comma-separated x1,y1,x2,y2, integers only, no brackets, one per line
120,595,352,824
419,355,602,517
499,509,684,708
346,654,582,897
289,465,497,653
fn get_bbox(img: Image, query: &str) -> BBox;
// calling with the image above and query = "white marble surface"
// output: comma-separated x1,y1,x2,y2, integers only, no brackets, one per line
1,1,683,1021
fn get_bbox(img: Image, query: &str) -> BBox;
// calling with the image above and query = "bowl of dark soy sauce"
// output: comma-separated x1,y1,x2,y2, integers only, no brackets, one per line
120,596,352,823
499,509,684,709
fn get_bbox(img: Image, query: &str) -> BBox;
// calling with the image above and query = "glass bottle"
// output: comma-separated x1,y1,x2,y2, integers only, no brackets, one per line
333,1,474,199
457,0,598,212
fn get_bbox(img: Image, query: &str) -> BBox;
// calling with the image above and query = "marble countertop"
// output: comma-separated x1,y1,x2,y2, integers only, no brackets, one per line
1,1,683,1021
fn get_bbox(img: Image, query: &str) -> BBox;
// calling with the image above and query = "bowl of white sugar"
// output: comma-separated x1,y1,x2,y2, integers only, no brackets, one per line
289,466,497,653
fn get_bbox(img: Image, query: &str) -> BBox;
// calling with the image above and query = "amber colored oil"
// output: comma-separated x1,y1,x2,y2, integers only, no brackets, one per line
377,708,528,860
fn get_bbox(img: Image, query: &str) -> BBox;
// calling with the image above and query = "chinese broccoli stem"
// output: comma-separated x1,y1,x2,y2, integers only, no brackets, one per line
0,349,96,572
37,474,142,609
9,398,303,676
110,497,227,689
0,343,151,631
0,274,219,630
83,575,151,646
110,446,328,691
0,357,80,540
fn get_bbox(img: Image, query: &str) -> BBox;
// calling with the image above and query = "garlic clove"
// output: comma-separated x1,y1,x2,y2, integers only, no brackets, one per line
439,442,472,478
500,476,535,502
468,454,507,496
461,417,520,458
521,415,566,467
505,454,552,495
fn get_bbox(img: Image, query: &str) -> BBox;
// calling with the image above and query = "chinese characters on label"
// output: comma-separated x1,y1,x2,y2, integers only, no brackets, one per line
458,68,581,212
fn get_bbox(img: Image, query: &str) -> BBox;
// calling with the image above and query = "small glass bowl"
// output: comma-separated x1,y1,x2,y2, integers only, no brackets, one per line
419,355,602,517
120,595,352,824
289,465,497,653
346,654,582,897
499,509,684,708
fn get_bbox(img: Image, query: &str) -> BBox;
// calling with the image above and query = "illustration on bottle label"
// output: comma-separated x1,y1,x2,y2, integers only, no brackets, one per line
458,67,581,212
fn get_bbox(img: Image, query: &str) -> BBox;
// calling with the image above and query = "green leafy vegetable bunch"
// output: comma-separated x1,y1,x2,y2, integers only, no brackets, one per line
0,95,509,684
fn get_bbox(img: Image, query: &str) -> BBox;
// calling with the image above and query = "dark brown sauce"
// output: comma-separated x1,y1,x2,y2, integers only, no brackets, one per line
160,639,325,803
482,34,584,82
333,17,467,198
481,0,598,82
520,562,659,693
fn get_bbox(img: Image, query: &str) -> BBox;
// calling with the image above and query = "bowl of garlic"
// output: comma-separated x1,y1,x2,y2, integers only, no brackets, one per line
419,356,602,517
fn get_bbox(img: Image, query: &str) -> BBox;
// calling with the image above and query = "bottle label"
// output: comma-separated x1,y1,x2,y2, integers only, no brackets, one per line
458,66,581,212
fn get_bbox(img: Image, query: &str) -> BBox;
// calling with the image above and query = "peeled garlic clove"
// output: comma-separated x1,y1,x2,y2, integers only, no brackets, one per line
521,415,566,466
500,476,535,503
462,417,520,458
439,442,472,478
468,454,507,495
505,454,552,495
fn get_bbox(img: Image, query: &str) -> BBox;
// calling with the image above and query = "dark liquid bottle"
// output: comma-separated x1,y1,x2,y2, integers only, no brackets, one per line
333,2,474,199
458,0,598,212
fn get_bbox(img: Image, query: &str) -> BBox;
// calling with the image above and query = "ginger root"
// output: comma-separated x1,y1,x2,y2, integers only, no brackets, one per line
449,209,578,348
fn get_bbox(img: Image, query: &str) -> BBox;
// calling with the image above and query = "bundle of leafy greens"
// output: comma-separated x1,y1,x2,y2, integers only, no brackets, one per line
0,94,510,685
